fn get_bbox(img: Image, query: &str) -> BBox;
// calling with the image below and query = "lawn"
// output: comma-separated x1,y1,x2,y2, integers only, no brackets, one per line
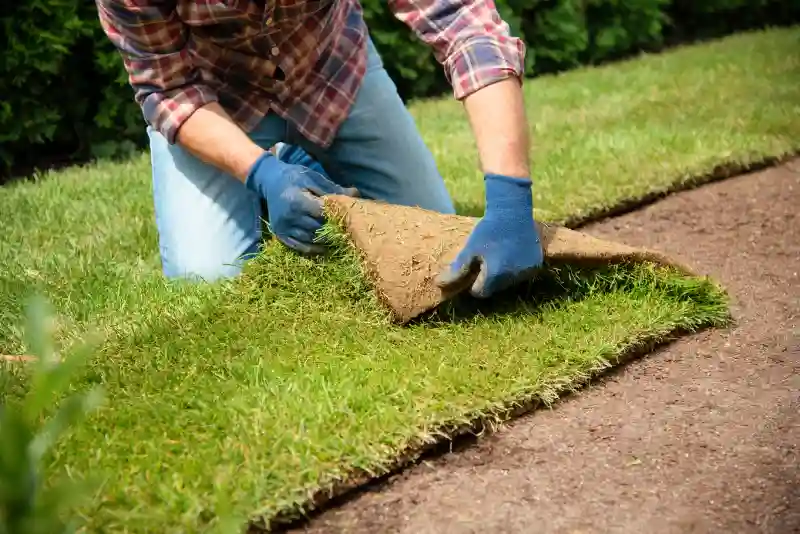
1,27,798,532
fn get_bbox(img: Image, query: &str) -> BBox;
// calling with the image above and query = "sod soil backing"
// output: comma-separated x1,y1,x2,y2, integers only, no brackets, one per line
294,159,800,534
323,196,697,324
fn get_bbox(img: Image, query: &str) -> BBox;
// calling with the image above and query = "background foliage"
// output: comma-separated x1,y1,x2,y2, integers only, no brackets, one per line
1,0,798,181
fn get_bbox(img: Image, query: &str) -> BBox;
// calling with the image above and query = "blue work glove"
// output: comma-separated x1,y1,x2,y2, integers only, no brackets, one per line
274,142,329,177
244,151,358,255
435,173,544,298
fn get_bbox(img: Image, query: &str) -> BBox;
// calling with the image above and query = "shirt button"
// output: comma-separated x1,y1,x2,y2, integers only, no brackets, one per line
271,46,280,56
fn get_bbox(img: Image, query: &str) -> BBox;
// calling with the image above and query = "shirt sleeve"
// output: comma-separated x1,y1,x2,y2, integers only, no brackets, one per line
388,0,526,100
95,0,218,144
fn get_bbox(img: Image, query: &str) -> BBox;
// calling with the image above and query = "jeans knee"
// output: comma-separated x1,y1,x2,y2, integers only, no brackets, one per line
160,242,260,282
162,256,244,282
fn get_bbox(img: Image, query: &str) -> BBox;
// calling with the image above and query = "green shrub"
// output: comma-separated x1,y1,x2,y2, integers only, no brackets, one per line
360,0,531,100
0,2,88,170
0,2,143,179
1,0,798,180
666,0,800,42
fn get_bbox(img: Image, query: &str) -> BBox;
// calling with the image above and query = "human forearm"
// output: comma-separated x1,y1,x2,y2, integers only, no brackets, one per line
175,102,266,181
437,77,542,297
393,1,542,298
387,1,529,176
462,78,530,179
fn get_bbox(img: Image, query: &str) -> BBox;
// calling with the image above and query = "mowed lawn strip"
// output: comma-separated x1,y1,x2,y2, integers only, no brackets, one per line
0,27,794,531
414,26,800,221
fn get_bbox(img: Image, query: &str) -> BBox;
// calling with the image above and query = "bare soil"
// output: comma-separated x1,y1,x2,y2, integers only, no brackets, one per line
297,160,800,534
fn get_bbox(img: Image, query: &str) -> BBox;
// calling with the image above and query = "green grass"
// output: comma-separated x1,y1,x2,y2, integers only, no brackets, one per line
412,26,800,222
3,245,730,531
0,27,797,531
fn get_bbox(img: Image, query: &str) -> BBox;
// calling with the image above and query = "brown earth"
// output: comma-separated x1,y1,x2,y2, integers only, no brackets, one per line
293,160,800,534
324,196,695,325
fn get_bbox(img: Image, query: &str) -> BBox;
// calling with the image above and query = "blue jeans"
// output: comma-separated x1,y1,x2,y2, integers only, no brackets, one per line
149,38,455,281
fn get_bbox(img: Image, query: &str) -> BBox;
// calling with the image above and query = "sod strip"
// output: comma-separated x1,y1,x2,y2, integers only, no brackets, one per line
413,26,800,223
2,234,730,531
0,27,796,354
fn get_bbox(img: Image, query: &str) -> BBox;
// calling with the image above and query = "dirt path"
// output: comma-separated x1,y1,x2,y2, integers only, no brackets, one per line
292,159,800,534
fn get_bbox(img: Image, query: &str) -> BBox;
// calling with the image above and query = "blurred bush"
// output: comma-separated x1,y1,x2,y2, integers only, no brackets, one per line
1,0,798,181
0,2,143,179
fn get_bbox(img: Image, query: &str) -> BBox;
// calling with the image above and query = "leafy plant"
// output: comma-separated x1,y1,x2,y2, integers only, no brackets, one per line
0,296,104,534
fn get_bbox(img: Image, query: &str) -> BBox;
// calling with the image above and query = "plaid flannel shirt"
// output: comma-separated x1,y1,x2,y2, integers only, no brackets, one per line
95,0,526,148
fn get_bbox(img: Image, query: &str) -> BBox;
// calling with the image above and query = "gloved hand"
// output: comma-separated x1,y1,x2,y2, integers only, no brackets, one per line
244,151,358,255
435,173,544,298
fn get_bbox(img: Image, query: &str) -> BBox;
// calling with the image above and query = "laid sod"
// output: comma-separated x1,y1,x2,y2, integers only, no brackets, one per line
411,26,800,222
0,27,796,531
3,242,729,531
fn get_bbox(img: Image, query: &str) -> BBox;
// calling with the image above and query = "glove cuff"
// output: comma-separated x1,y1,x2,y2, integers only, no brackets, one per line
244,151,282,195
484,173,533,212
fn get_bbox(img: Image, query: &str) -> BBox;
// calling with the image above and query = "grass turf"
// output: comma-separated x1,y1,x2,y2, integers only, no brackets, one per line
0,26,796,531
1,27,797,355
3,244,730,531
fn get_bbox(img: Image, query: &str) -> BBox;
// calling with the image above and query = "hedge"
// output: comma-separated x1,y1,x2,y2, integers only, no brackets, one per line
1,0,799,181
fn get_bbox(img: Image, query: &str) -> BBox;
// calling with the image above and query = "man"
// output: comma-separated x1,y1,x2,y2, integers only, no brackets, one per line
95,0,544,299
